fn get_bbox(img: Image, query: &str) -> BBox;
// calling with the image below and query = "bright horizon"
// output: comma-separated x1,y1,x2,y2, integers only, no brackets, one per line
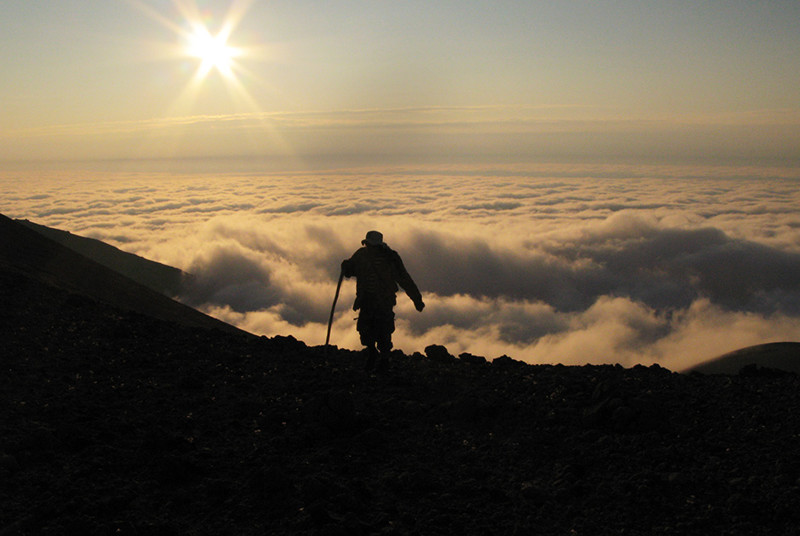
2,0,799,168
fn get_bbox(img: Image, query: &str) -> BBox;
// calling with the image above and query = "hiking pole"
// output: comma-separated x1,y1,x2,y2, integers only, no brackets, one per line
325,269,345,358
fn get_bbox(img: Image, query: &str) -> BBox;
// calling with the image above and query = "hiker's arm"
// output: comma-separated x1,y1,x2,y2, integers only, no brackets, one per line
392,253,424,311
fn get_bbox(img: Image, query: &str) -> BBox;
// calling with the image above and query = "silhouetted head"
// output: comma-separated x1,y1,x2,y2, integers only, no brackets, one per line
361,230,384,247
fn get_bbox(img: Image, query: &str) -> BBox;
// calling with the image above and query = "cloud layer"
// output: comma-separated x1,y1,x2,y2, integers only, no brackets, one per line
2,161,800,370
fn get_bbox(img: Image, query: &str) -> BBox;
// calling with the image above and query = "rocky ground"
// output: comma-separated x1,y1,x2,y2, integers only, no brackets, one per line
3,267,800,535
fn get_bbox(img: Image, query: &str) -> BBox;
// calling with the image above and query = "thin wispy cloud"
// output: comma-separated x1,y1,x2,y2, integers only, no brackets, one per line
5,105,798,152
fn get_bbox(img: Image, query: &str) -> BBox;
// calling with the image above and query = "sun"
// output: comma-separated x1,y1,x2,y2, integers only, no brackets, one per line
126,0,251,82
185,24,241,79
126,0,269,116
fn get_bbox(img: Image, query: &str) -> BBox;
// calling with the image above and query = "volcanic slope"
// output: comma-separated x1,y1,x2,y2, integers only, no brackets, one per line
0,213,240,334
17,218,185,297
3,214,800,535
688,342,800,375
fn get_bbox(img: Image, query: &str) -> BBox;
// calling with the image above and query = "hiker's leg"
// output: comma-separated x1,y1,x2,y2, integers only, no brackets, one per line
373,308,395,373
376,307,395,355
357,312,379,370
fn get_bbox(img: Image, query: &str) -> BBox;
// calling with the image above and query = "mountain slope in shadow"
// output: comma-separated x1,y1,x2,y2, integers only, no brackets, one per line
686,342,800,375
17,218,186,297
0,213,242,335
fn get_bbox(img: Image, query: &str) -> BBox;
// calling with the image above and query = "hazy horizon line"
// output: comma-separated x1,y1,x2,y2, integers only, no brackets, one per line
3,154,800,176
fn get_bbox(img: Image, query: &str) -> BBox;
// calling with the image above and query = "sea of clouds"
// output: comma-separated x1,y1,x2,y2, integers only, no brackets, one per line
3,161,800,371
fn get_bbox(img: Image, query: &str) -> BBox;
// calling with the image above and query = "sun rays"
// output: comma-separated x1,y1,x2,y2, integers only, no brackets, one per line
126,0,259,106
121,0,297,158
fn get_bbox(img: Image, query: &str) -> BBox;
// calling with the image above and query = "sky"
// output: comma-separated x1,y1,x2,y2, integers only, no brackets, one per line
2,1,800,371
1,0,799,166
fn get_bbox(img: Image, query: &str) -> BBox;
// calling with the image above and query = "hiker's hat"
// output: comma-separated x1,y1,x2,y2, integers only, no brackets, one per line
362,230,384,246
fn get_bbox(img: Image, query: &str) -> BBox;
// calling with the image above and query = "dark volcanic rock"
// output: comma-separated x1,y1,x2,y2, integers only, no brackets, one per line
425,344,455,363
458,352,487,365
3,215,800,535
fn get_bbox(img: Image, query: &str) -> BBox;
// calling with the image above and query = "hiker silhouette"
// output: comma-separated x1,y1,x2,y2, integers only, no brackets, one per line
341,230,424,370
